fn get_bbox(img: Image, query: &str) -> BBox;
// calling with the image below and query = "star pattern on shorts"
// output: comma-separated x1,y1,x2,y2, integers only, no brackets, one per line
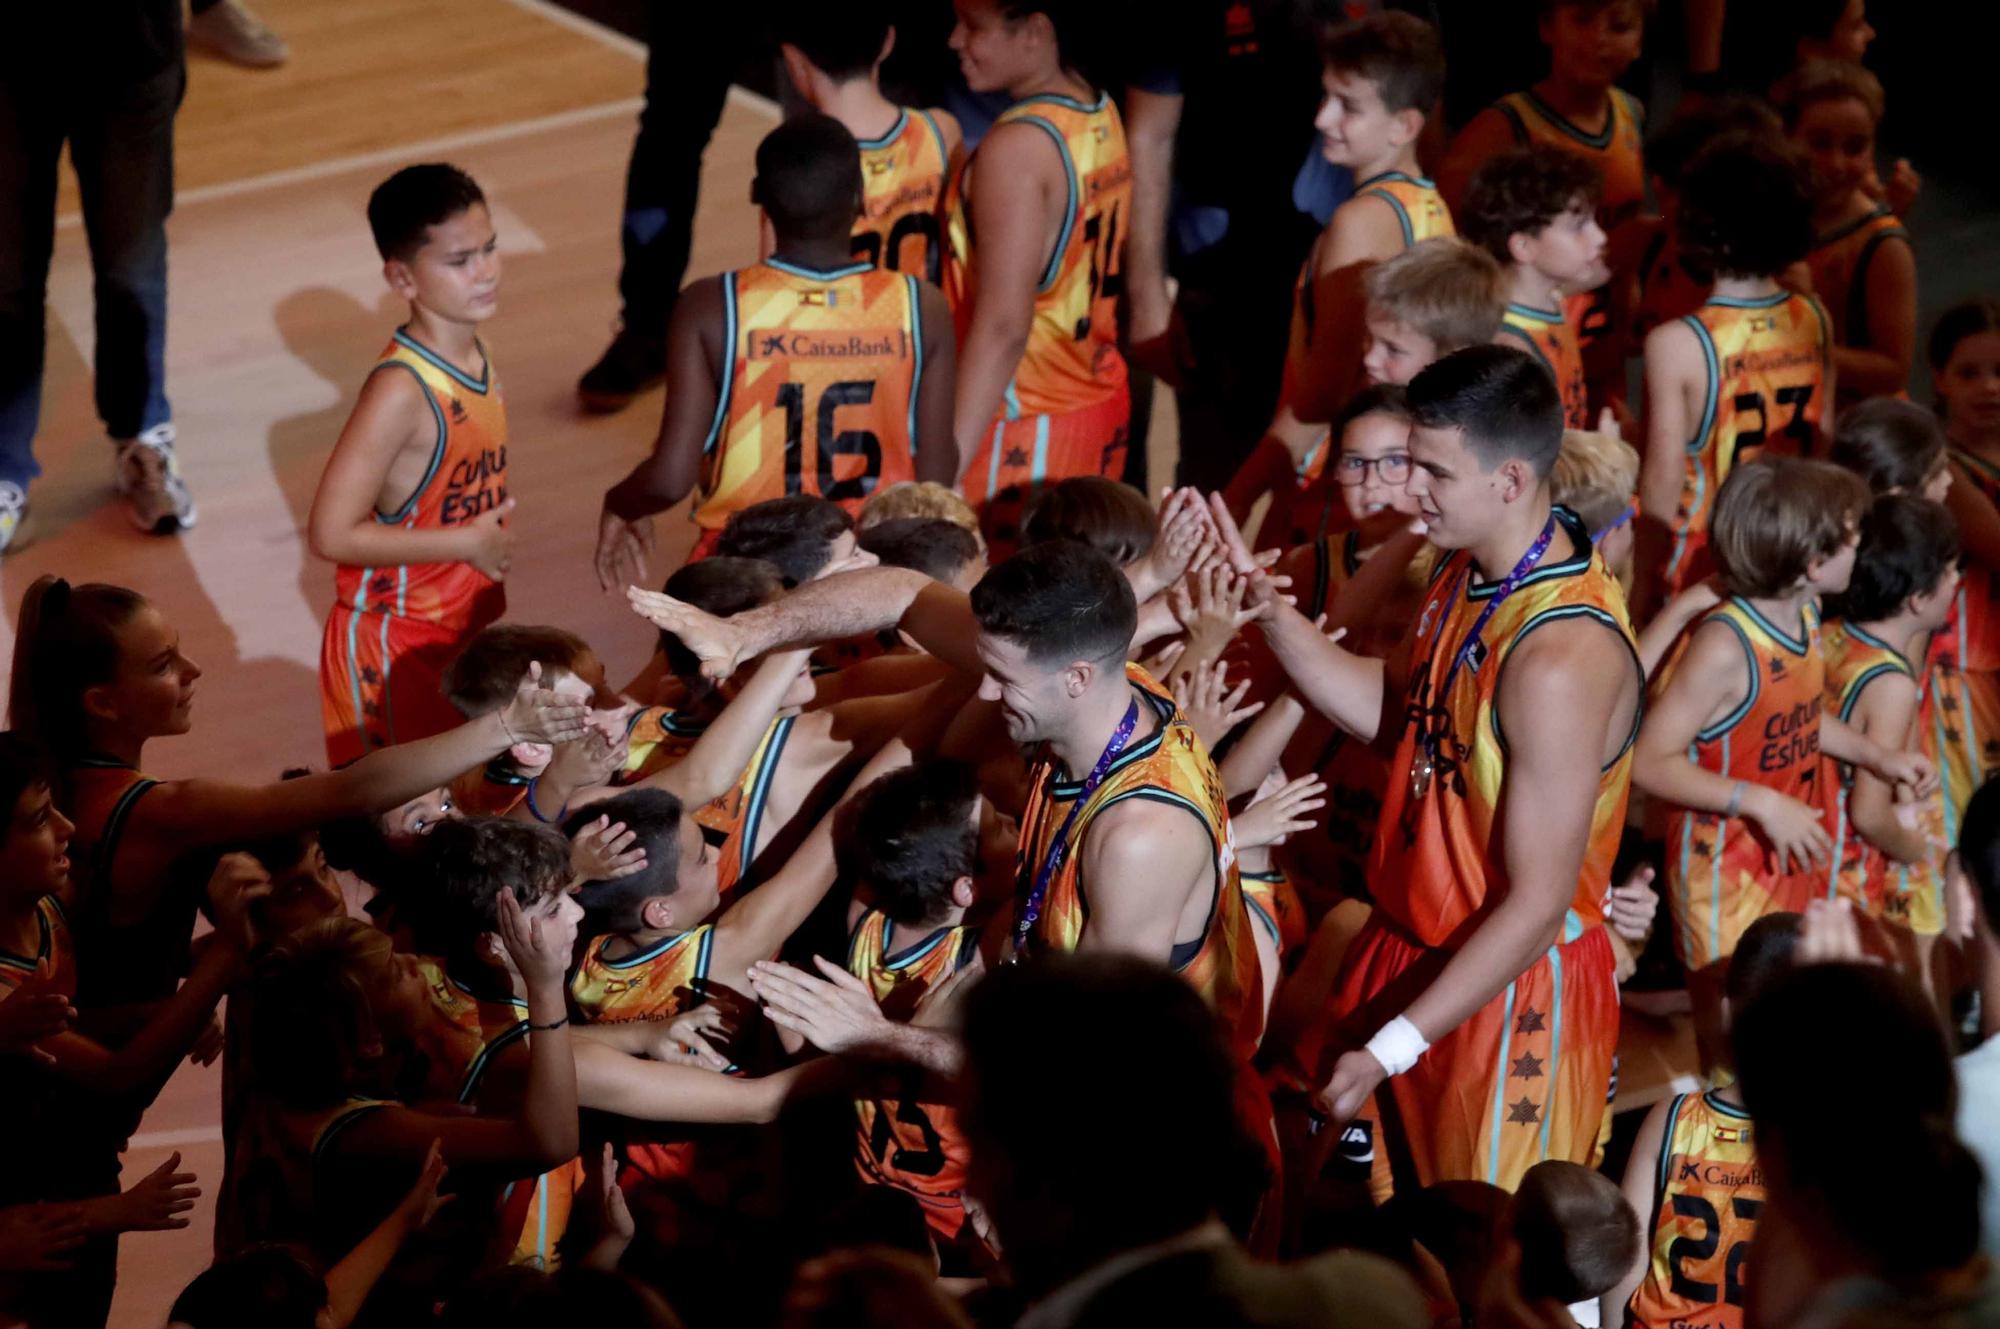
1515,1007,1546,1035
1511,1052,1544,1080
1003,447,1030,468
1508,1097,1541,1126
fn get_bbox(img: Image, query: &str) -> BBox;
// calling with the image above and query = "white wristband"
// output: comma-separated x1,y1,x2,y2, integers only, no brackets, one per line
1365,1015,1430,1078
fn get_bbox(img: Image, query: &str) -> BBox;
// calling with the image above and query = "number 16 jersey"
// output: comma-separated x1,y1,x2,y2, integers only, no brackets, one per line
695,258,926,534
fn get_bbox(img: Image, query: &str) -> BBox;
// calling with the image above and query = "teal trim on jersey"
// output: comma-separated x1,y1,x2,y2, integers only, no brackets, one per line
701,272,740,457
1010,91,1108,115
765,257,874,282
1358,186,1414,247
1837,662,1909,724
1540,943,1563,1159
1694,612,1761,743
1246,893,1281,946
368,360,447,524
312,1102,391,1168
737,714,797,881
1047,687,1175,796
1487,978,1518,1185
1668,314,1722,584
1031,413,1051,483
1005,115,1078,292
1656,1093,1689,1197
0,898,53,974
905,275,924,443
855,108,910,152
343,587,369,749
377,598,397,746
393,329,491,395
1702,1089,1751,1120
95,777,159,896
1844,227,1907,350
1518,88,1618,151
1489,603,1643,772
1498,321,1555,375
1812,204,1897,251
1002,378,1022,423
985,420,1005,495
1467,507,1593,598
1713,734,1731,959
600,925,710,976
458,1020,530,1105
1704,291,1790,310
883,922,955,972
1732,596,1809,656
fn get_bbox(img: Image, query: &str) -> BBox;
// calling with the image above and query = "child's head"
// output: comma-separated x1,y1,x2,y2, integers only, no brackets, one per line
169,1245,328,1329
859,480,981,536
858,517,987,591
240,779,346,942
1329,384,1417,537
421,816,580,979
1676,136,1814,281
1646,97,1786,213
1824,495,1961,633
1314,13,1444,170
947,0,1097,98
1928,298,2000,437
0,733,70,913
564,788,718,935
1461,145,1607,291
1403,345,1566,551
444,623,606,774
1362,238,1506,386
751,115,863,246
656,557,810,707
776,0,893,100
1777,60,1884,206
1722,909,1802,1032
1794,0,1874,67
1536,0,1645,92
718,495,864,587
249,917,431,1108
1710,457,1869,599
1507,1161,1641,1305
367,164,497,323
1552,427,1641,578
9,577,190,766
1020,477,1156,567
1830,398,1949,502
834,760,982,927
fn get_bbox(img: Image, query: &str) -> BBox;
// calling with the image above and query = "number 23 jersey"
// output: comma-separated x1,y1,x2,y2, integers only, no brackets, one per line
695,258,927,533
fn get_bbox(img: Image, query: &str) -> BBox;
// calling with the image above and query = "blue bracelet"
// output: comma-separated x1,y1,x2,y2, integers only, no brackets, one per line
524,776,564,824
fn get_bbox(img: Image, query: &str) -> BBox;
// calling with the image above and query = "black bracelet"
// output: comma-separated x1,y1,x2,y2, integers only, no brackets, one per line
529,1016,569,1032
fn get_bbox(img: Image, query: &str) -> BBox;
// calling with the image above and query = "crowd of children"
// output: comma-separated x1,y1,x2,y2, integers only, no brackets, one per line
3,1,1999,1326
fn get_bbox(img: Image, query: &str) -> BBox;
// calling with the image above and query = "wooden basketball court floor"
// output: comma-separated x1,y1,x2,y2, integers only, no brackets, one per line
0,1,1688,1319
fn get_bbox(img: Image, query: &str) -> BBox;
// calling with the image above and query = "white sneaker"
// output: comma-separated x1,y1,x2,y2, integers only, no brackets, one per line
188,0,290,68
115,424,198,535
0,481,26,555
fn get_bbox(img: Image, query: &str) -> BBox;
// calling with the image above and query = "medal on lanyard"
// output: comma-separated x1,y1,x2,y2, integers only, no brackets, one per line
1409,516,1558,802
1011,699,1141,960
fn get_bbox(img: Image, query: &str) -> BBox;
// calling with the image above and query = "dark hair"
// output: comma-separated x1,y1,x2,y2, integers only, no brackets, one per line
0,732,51,839
835,761,980,926
1734,963,1980,1281
565,788,686,932
1676,135,1814,279
249,917,399,1108
170,1245,327,1329
367,163,487,263
8,576,149,769
1724,910,1801,1006
969,541,1135,668
1334,383,1414,440
857,517,981,584
1711,458,1869,598
1774,58,1884,130
444,623,593,718
1830,399,1947,496
1020,477,1156,567
1321,12,1446,116
418,816,572,967
1959,777,2000,929
776,0,891,80
996,0,1105,79
718,495,855,588
440,1266,685,1329
658,557,787,679
1824,495,1959,624
1537,0,1650,15
1510,1161,1641,1304
1646,97,1785,194
751,115,863,241
1928,298,2000,379
960,955,1263,1249
1461,145,1603,264
1407,344,1564,476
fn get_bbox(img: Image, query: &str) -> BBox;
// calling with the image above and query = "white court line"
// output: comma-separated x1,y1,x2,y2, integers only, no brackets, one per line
128,1126,224,1151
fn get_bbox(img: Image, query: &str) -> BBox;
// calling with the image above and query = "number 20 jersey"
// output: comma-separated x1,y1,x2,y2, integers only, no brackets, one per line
694,258,926,533
1627,1091,1763,1329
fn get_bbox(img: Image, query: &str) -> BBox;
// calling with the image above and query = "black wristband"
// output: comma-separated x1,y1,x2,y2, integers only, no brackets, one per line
529,1016,569,1032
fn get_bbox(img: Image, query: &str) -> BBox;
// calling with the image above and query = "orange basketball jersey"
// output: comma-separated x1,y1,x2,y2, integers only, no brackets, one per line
1626,1091,1763,1329
944,92,1132,420
1663,292,1832,595
570,927,713,1025
852,108,956,284
692,714,795,898
620,704,708,785
695,259,926,532
1013,665,1262,1058
1353,170,1453,247
1500,302,1589,428
331,330,509,635
846,910,979,1245
0,895,74,1000
1239,868,1307,961
1493,89,1647,233
1664,599,1827,972
1805,207,1908,363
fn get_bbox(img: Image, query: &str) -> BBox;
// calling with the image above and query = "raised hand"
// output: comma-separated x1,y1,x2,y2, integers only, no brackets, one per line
653,1001,731,1071
106,1153,200,1233
495,888,576,991
1169,562,1262,664
1232,770,1328,852
1131,487,1215,599
465,497,518,582
392,1139,452,1231
1171,658,1265,750
569,815,647,885
581,1142,635,1271
499,661,592,746
747,957,893,1056
595,507,655,593
625,589,749,681
205,852,274,955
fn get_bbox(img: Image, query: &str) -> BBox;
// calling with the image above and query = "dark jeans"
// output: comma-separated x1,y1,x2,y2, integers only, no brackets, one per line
614,5,754,341
0,61,181,489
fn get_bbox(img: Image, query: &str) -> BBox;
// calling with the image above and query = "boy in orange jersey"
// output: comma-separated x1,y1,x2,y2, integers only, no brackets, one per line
440,624,618,818
1439,0,1645,412
943,0,1134,547
1820,496,1959,982
1462,146,1609,429
1637,136,1832,621
595,116,956,588
1280,12,1451,430
1218,345,1644,1202
1632,458,1932,1073
1781,61,1915,408
1603,910,1797,1329
774,0,961,284
311,164,515,766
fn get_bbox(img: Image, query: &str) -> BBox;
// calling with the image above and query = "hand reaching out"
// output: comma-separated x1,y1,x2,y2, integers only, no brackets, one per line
1169,562,1261,664
1171,658,1265,750
0,968,72,1065
1232,769,1327,852
392,1140,452,1232
1796,897,1872,966
581,1143,636,1272
747,957,894,1056
500,662,593,746
595,506,656,592
188,1012,225,1068
0,1205,88,1272
105,1153,200,1233
570,815,647,885
1131,487,1215,599
626,589,748,681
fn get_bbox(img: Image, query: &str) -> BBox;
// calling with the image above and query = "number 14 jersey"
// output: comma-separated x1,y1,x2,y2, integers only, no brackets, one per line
695,258,927,534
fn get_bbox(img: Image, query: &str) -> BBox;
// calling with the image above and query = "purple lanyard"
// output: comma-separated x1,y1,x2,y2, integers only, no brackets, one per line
1013,698,1140,957
1421,516,1557,772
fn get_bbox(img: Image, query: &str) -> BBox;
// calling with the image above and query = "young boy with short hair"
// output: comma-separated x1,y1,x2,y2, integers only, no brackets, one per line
440,624,611,819
1462,145,1609,428
1552,423,1641,589
715,494,874,588
1632,458,1929,1070
311,164,514,766
1637,137,1833,619
773,0,961,283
